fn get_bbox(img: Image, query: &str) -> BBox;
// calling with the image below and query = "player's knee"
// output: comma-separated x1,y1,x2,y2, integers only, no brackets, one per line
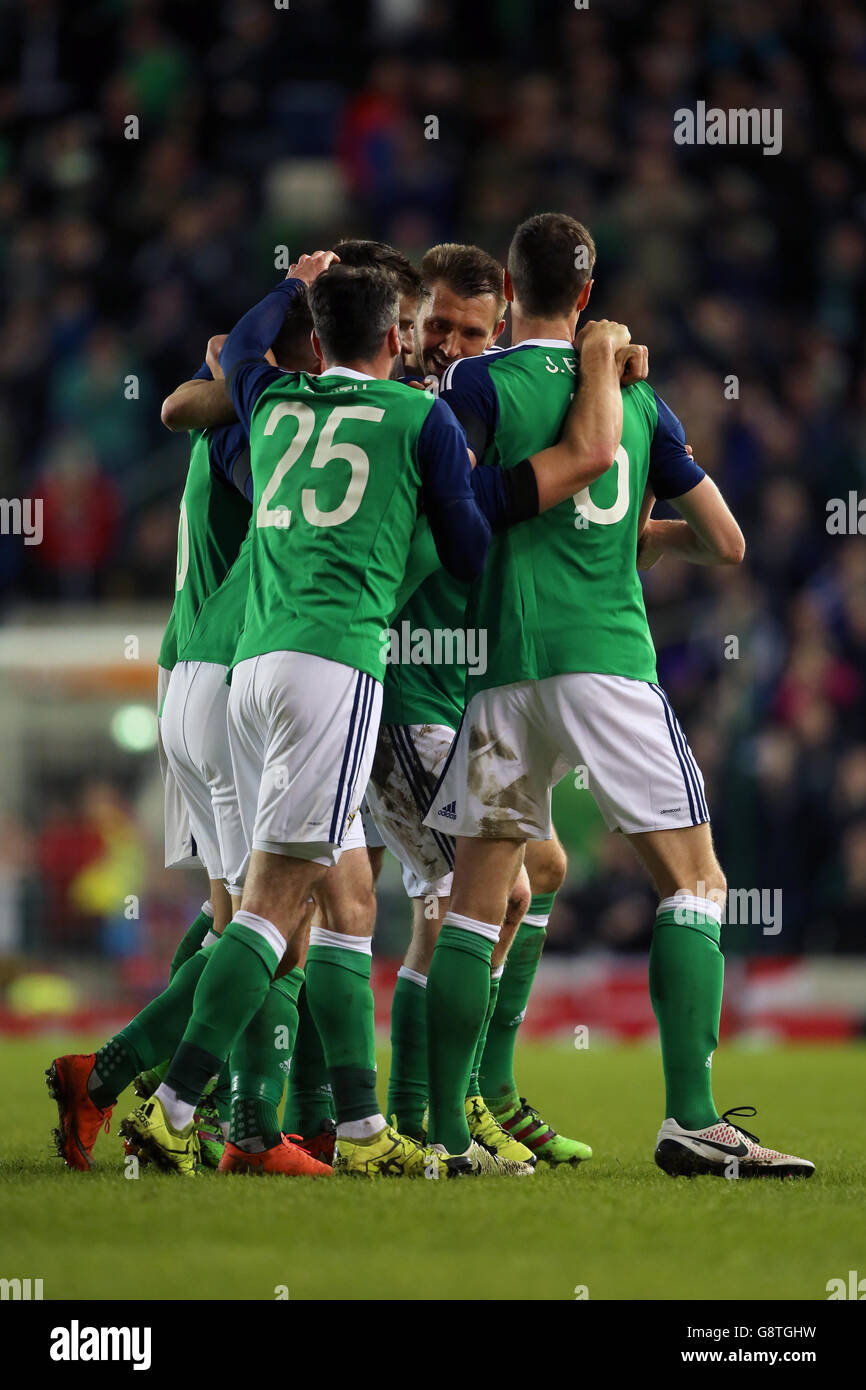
530,840,568,895
343,889,376,938
671,864,726,911
506,871,532,924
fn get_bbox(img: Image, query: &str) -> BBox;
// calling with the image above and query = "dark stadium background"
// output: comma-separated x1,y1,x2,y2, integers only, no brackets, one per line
1,0,864,1037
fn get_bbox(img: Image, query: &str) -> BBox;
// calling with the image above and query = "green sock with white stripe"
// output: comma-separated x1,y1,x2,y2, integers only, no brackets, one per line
482,893,552,1109
169,904,216,980
304,928,379,1125
466,967,502,1098
386,966,428,1137
649,896,723,1131
426,913,498,1154
160,914,282,1126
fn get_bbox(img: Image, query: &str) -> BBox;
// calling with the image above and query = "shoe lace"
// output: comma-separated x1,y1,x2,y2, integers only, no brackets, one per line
517,1097,552,1132
721,1106,760,1144
474,1103,508,1146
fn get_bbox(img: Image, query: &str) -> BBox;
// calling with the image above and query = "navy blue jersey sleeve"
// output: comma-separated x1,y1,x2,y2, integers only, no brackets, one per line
648,392,705,499
470,459,539,532
438,355,499,461
207,424,252,503
221,278,306,435
192,361,212,382
416,397,491,581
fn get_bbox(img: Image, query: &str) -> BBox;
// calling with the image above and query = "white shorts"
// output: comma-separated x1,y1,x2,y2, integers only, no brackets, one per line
359,797,384,850
425,673,709,841
228,651,382,868
366,723,455,897
342,805,368,853
158,665,196,869
160,661,249,892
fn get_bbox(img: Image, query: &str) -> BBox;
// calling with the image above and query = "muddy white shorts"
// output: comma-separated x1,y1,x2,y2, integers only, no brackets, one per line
366,723,456,897
158,665,196,868
160,661,248,893
425,673,709,841
228,651,382,868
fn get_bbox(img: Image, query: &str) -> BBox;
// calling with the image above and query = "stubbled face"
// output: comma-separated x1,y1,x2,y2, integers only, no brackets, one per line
414,280,503,378
398,293,419,359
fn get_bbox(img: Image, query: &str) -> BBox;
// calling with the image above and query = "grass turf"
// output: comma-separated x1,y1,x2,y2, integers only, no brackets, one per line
2,1037,862,1300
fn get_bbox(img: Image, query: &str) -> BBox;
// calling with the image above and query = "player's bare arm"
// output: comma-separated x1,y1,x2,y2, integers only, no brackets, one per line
528,320,647,511
160,376,238,431
636,475,745,569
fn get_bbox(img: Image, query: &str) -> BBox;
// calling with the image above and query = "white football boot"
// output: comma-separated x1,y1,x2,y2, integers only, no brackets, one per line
655,1106,815,1179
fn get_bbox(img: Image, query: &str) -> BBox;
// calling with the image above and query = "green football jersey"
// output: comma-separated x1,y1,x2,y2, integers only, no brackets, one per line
158,605,178,672
381,566,468,730
177,529,252,668
441,342,660,693
171,428,252,657
232,370,466,682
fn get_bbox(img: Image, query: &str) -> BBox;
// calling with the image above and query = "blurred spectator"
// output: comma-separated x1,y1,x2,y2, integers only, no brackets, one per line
0,0,864,958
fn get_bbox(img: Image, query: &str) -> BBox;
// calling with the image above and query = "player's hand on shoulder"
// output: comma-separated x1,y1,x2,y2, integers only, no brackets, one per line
616,343,648,385
288,250,340,285
206,334,227,380
576,318,632,357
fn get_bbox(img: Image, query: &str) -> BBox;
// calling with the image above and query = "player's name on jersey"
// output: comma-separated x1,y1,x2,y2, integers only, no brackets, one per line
378,621,487,676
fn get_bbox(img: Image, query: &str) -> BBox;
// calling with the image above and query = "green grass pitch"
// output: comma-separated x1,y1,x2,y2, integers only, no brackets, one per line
2,1037,863,1301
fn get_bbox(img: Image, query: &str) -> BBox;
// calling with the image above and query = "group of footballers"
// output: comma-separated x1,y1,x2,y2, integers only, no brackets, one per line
47,211,814,1181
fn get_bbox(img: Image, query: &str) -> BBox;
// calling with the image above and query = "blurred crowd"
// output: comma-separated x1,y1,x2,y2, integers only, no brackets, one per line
1,0,865,961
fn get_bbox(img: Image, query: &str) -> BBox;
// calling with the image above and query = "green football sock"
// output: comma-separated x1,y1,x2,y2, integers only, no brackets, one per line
649,902,724,1131
88,945,215,1108
426,915,496,1154
482,898,551,1106
467,970,501,1098
305,939,378,1124
282,981,335,1137
229,968,304,1151
165,920,281,1107
208,1062,231,1128
169,907,215,980
386,969,428,1135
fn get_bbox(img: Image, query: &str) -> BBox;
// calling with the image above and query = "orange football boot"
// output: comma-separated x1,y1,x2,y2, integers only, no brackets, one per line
295,1118,337,1166
218,1133,332,1176
46,1054,113,1171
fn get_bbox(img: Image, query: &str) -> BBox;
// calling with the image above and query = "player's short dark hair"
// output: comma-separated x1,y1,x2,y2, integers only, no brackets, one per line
332,239,422,300
420,243,506,321
270,284,314,368
507,213,596,318
308,265,399,364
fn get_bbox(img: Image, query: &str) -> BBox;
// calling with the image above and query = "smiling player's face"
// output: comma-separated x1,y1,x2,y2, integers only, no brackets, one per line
415,281,505,379
398,294,419,359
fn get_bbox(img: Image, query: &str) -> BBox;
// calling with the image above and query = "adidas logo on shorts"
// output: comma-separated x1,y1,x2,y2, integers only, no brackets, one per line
437,800,457,820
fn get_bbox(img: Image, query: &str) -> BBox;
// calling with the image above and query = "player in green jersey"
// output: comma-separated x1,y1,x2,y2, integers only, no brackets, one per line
366,242,595,1164
426,212,814,1179
121,251,636,1179
48,292,330,1178
275,239,423,1159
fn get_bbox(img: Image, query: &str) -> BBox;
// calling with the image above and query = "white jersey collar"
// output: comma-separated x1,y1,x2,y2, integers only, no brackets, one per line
515,337,574,349
321,366,376,382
